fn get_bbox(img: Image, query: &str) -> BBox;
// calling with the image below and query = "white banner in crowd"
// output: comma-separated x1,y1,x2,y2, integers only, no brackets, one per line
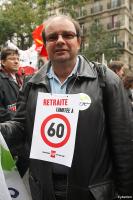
0,132,31,200
6,40,38,68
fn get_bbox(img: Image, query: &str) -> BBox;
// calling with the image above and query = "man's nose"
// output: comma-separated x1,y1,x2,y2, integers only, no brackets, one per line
14,59,19,63
56,34,65,43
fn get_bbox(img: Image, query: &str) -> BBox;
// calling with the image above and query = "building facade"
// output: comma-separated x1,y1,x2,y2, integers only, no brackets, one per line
47,0,133,70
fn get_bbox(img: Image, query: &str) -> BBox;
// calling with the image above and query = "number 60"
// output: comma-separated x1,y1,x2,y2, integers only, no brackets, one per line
47,122,64,138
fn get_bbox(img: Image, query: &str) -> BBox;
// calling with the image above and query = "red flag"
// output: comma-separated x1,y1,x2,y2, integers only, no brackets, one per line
32,24,48,59
32,24,44,51
40,45,48,57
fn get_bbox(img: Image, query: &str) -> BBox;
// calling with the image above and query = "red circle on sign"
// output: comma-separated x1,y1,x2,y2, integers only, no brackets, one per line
41,114,71,148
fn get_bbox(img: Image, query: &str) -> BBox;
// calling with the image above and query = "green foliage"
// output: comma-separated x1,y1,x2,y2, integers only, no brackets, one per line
0,0,47,49
55,0,87,18
0,0,89,49
83,22,121,62
0,0,122,62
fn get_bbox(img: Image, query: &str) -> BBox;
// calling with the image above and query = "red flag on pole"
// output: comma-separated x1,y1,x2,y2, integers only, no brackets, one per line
32,24,48,58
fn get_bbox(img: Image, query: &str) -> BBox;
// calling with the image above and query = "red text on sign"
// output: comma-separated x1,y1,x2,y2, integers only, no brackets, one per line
43,98,68,106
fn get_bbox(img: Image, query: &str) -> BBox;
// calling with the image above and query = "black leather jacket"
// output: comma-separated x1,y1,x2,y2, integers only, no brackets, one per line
0,70,21,122
1,56,133,200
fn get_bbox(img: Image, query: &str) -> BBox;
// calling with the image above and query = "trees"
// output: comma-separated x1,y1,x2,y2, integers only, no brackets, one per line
0,0,47,49
57,0,88,17
82,22,121,63
0,0,122,62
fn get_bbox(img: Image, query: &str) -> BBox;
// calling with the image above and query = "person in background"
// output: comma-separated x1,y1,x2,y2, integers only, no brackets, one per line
123,71,133,110
108,60,125,79
0,15,133,200
0,47,24,176
108,61,133,111
0,47,23,122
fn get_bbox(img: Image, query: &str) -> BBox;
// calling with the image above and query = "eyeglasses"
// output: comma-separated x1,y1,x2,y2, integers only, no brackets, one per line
45,31,78,43
6,57,20,61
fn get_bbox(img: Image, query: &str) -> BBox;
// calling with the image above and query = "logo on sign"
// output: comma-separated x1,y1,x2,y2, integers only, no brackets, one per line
79,93,91,110
50,150,56,158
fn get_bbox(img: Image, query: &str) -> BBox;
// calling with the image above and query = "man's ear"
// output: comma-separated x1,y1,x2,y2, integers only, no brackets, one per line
78,37,81,45
1,60,5,66
77,37,81,50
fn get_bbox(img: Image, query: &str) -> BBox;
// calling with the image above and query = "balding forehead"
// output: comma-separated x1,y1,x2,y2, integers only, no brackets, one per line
45,16,75,31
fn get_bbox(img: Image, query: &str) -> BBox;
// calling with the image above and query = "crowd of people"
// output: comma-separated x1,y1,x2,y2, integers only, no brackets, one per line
0,14,133,200
108,60,133,109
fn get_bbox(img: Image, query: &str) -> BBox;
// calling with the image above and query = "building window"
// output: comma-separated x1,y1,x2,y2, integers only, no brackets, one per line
80,24,88,36
111,0,122,8
112,34,118,44
94,19,100,26
129,19,132,31
91,1,103,13
79,7,87,17
112,15,118,28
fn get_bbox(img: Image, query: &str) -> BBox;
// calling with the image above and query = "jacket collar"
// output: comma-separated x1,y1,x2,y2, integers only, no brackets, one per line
77,55,96,78
29,55,97,85
0,69,10,79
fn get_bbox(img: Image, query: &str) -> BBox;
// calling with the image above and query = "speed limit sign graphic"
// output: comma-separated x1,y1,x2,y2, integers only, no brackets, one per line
41,114,71,148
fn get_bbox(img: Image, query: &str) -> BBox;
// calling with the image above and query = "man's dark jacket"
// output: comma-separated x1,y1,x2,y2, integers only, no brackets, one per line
1,56,133,200
0,70,20,122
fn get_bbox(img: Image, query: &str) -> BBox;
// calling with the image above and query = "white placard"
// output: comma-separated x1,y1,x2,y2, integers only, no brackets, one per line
0,132,31,200
30,93,80,167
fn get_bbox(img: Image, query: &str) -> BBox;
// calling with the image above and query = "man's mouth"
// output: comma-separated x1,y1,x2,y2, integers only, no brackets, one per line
55,49,68,53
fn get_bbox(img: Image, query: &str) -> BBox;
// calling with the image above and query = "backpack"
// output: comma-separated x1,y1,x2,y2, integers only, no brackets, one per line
92,61,107,88
92,61,108,119
80,55,107,88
